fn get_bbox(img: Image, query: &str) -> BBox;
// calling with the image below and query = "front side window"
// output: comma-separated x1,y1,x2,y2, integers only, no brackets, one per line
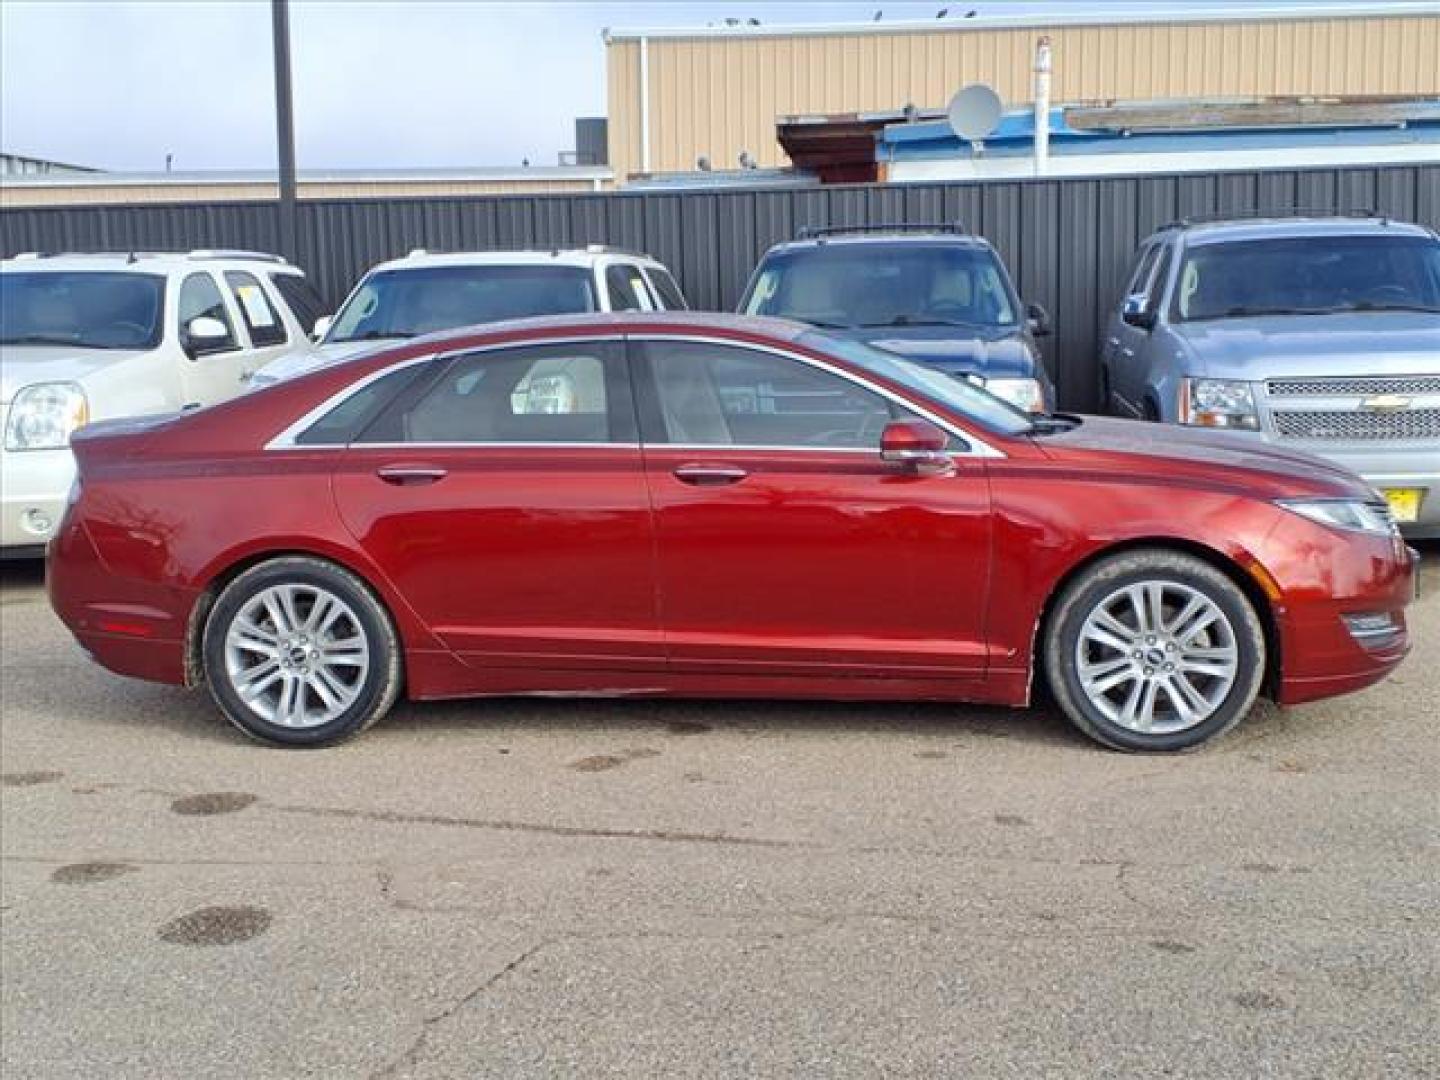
644,266,688,310
178,272,238,353
361,342,625,445
642,341,897,449
328,265,598,344
0,271,165,350
742,244,1018,330
1173,234,1440,322
269,272,328,337
225,271,289,347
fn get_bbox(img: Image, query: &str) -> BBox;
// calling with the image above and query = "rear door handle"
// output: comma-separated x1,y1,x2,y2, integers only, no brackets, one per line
673,463,748,486
376,464,448,485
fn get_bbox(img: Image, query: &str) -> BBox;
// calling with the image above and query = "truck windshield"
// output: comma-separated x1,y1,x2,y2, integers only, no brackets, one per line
1173,235,1440,321
0,272,165,350
328,265,597,343
744,245,1019,329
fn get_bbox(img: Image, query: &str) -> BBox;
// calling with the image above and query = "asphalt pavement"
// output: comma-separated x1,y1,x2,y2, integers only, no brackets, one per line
2,548,1437,1078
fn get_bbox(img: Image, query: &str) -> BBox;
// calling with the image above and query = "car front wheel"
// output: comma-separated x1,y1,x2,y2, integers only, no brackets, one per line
202,556,402,747
1044,549,1266,752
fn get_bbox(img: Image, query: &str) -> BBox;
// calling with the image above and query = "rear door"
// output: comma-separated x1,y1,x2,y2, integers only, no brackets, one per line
632,336,993,680
331,338,662,671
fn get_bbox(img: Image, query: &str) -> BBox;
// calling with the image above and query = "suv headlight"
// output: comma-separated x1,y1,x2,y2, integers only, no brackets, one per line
1179,378,1258,430
978,377,1047,414
1277,498,1397,537
4,382,90,451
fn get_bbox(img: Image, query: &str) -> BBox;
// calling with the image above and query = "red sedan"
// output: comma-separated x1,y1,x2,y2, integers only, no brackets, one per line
48,313,1416,751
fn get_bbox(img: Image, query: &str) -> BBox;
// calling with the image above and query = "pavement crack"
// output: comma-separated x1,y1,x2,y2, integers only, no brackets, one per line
370,941,546,1080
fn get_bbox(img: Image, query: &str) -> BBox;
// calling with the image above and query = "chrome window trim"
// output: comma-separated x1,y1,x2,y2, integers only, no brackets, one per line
265,331,1008,458
630,333,1007,458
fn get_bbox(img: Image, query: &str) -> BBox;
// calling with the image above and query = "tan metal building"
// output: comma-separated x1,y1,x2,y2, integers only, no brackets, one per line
604,2,1440,182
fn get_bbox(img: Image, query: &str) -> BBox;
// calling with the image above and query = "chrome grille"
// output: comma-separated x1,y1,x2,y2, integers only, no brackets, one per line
1271,408,1440,441
1267,375,1440,397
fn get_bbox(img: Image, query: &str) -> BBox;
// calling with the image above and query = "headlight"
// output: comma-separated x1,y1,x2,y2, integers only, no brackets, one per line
1179,378,1258,430
1277,498,1397,537
4,382,89,451
978,377,1047,414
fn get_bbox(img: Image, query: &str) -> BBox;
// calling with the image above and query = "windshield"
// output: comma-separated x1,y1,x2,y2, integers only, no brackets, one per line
801,331,1035,437
0,271,165,350
1173,234,1440,321
744,244,1019,329
328,265,597,343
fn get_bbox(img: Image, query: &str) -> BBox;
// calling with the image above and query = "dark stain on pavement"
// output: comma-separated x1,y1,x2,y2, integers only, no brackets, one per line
1232,989,1286,1010
2,770,63,787
51,861,138,885
993,813,1030,827
1241,861,1282,874
158,905,272,946
665,720,712,736
570,748,659,772
1151,940,1197,955
171,792,258,816
914,750,948,760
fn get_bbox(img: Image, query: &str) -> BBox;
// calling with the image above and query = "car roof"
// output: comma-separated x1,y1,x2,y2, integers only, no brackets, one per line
364,247,664,275
391,310,813,353
763,233,995,257
1159,216,1435,247
0,251,303,275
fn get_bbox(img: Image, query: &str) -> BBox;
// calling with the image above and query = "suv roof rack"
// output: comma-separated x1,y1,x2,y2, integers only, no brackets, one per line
5,249,288,264
1161,207,1384,230
795,221,968,241
186,249,288,263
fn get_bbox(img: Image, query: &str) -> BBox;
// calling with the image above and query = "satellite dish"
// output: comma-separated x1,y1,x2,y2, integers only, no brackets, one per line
947,83,1002,143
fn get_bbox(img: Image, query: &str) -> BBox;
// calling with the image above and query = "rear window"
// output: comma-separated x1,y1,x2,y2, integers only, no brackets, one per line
644,266,688,310
270,272,328,335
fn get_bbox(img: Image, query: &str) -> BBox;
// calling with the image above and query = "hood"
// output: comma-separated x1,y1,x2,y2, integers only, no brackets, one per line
832,324,1039,380
0,344,150,402
1175,311,1440,381
1037,415,1371,499
249,340,371,387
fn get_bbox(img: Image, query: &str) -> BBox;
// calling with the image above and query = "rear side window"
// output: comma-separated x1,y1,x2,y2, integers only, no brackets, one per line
644,266,688,310
225,271,288,347
270,273,328,335
360,341,630,445
293,364,426,446
178,272,238,353
605,264,651,311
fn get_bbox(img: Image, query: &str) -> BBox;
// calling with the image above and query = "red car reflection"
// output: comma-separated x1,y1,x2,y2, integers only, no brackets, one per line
48,313,1416,751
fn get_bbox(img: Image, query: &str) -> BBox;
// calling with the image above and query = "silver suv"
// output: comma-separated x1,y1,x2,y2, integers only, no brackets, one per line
1101,214,1440,537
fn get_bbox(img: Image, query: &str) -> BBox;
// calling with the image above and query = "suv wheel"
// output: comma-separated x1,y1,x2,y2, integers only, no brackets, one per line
202,556,402,747
1043,550,1266,752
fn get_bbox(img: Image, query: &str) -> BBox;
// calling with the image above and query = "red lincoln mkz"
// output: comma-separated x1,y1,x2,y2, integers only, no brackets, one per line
48,313,1416,751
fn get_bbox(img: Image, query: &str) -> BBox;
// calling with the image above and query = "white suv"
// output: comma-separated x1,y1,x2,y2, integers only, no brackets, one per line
1,250,323,555
249,246,689,387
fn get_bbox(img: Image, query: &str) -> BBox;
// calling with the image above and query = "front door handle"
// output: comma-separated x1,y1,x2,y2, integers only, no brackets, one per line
376,464,448,486
673,463,748,486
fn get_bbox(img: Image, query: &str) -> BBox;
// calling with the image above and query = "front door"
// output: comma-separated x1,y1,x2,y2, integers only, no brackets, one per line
633,337,993,680
332,339,661,671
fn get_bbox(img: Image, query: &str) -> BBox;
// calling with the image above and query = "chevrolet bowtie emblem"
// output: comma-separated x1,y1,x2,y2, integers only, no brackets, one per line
1361,394,1413,413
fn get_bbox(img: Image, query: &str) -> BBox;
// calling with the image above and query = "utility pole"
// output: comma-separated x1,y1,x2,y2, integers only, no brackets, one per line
272,0,298,259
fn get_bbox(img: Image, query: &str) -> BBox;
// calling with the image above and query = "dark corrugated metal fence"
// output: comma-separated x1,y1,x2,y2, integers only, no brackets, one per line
4,164,1437,410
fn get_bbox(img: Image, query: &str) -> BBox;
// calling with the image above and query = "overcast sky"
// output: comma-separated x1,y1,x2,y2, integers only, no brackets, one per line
0,0,1388,173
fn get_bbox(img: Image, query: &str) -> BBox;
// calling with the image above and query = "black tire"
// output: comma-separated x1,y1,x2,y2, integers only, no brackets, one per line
202,556,402,747
1043,549,1266,752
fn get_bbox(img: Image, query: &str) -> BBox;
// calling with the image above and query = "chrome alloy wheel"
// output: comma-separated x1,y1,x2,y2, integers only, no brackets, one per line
1074,580,1239,735
223,583,370,729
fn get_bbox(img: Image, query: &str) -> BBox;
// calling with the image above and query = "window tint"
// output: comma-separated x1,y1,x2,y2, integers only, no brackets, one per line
363,343,623,444
269,272,328,336
605,264,650,311
644,266,688,310
294,364,425,446
178,272,237,353
1145,245,1174,309
1123,244,1160,299
643,341,897,449
225,271,288,347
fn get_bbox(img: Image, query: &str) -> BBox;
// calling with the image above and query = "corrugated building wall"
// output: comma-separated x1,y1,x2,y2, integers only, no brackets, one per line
606,7,1440,180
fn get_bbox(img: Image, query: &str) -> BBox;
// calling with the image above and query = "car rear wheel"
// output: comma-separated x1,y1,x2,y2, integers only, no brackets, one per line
1043,549,1266,752
202,556,401,747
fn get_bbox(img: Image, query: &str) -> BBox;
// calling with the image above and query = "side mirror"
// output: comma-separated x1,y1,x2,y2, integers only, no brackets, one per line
880,419,953,474
1121,295,1157,331
1025,301,1052,337
183,316,230,357
312,315,333,341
